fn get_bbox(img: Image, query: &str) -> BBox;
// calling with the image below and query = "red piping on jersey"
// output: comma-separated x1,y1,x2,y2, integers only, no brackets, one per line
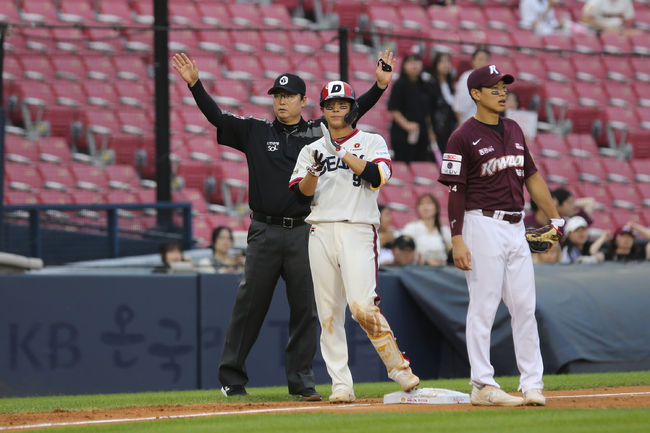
372,158,392,168
334,129,359,144
288,177,303,191
372,224,379,287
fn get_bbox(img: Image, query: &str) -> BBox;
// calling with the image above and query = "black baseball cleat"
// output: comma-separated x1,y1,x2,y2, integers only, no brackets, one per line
292,387,322,401
221,385,249,397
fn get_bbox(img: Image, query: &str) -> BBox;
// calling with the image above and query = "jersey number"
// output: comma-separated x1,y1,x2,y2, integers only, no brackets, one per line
449,185,457,192
352,174,361,187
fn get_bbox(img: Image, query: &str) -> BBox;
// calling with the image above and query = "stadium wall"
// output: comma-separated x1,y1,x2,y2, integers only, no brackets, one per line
1,265,648,397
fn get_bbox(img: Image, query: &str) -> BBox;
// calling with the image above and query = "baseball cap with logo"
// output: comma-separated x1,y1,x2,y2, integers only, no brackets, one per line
614,225,635,237
267,73,306,96
467,64,515,93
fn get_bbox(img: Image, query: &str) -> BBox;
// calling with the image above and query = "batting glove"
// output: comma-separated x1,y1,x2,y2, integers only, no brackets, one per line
307,149,326,177
320,123,347,159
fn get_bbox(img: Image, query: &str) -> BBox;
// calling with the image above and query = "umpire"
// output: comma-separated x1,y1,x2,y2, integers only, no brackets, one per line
172,51,394,400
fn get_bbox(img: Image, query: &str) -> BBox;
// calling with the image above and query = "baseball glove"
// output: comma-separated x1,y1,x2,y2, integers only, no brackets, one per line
525,223,563,253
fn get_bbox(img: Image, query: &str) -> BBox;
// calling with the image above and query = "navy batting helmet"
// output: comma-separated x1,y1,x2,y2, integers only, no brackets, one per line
319,80,359,125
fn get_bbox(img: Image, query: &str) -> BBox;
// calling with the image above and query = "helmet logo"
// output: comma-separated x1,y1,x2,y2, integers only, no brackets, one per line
330,83,343,94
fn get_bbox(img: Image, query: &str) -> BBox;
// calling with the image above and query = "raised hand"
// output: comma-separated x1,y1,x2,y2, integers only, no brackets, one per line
171,52,199,87
376,49,395,89
319,123,346,158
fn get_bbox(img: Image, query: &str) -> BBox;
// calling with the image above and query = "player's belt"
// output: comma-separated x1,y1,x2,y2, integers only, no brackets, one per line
252,212,306,228
481,210,523,224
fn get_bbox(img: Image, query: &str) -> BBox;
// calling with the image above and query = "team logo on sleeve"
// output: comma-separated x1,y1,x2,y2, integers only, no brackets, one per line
441,153,462,176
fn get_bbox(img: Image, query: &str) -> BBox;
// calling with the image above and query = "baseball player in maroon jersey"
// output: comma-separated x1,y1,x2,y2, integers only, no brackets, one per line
438,65,565,406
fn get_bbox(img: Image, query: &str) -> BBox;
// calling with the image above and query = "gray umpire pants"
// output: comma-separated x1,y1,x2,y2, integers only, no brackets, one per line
218,219,318,393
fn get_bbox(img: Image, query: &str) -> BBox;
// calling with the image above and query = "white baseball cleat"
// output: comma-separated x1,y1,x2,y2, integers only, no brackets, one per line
329,388,356,404
388,367,420,392
470,385,525,407
523,388,546,406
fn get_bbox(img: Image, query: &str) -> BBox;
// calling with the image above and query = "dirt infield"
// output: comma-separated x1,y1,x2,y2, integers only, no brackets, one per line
1,386,649,431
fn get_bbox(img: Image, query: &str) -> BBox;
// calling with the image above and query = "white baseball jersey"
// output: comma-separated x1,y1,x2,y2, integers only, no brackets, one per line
290,129,391,225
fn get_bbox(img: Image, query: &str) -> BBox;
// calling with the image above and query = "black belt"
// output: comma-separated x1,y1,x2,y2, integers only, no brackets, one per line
482,210,523,224
252,212,306,228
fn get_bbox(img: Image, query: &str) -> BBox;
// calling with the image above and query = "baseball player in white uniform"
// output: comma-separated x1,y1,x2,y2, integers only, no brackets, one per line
289,81,419,403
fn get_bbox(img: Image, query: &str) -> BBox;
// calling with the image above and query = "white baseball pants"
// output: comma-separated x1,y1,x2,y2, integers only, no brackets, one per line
308,221,381,393
462,210,544,393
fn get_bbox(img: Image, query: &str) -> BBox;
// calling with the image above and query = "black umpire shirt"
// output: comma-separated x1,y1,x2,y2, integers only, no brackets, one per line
189,79,385,218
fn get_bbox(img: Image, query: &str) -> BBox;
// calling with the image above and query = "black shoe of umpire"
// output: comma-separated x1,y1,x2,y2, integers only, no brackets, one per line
221,385,249,397
292,387,322,401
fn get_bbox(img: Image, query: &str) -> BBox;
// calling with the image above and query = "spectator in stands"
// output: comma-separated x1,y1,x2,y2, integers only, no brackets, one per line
401,193,451,266
553,187,595,225
197,226,245,273
388,53,436,163
602,223,650,262
378,205,399,266
502,91,537,143
388,235,422,266
428,52,458,154
580,0,636,34
452,48,491,125
172,50,394,400
524,199,547,228
519,0,568,36
560,216,605,264
155,241,194,272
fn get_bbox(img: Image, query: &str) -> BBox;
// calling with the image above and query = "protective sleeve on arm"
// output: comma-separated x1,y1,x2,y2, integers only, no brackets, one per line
359,161,381,188
448,183,467,237
189,79,224,128
356,82,384,119
289,181,313,204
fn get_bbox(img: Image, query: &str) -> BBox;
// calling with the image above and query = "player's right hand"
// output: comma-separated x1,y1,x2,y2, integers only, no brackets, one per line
452,238,472,271
172,53,199,87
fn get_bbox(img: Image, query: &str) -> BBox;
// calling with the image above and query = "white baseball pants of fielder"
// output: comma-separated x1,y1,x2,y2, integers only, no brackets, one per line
462,210,544,393
308,221,413,394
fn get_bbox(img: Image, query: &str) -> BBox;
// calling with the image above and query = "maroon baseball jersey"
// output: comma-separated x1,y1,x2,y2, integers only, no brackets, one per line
438,117,537,211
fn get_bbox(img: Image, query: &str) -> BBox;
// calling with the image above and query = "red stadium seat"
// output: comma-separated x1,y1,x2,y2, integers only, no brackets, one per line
630,57,650,82
36,137,72,165
607,183,642,210
259,3,294,28
388,161,412,187
600,158,633,184
572,33,603,54
70,163,108,192
5,136,39,163
195,2,229,27
564,134,600,158
571,54,605,82
4,190,40,205
409,161,440,186
577,182,613,210
601,56,633,83
603,106,640,148
427,5,459,31
169,1,201,27
514,56,545,82
227,3,261,28
105,164,141,191
589,209,614,230
600,33,631,54
630,159,650,183
378,184,417,212
628,130,650,159
574,156,606,184
542,56,575,83
637,183,650,207
538,156,579,185
610,208,644,228
213,160,249,207
38,164,76,191
542,34,572,52
573,81,607,107
58,0,96,24
564,106,604,136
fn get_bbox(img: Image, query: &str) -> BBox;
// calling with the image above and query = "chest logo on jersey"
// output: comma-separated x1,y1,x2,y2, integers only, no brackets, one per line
352,142,362,150
478,146,495,156
480,155,524,177
266,141,279,152
515,142,524,151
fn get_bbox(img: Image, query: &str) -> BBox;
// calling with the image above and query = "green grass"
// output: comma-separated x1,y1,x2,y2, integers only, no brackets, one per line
1,371,649,433
54,409,650,433
1,370,648,414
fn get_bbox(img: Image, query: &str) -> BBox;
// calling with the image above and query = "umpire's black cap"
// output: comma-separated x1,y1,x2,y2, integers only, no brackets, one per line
467,64,514,94
267,73,306,96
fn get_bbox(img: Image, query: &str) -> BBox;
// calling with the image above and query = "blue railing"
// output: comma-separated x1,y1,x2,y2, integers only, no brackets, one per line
1,202,193,259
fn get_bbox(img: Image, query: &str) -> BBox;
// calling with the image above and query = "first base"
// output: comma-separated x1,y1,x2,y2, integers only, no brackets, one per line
383,388,470,405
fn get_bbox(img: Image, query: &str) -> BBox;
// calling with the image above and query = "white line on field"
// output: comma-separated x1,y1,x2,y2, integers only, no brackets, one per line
2,391,650,431
548,391,650,399
0,403,372,431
